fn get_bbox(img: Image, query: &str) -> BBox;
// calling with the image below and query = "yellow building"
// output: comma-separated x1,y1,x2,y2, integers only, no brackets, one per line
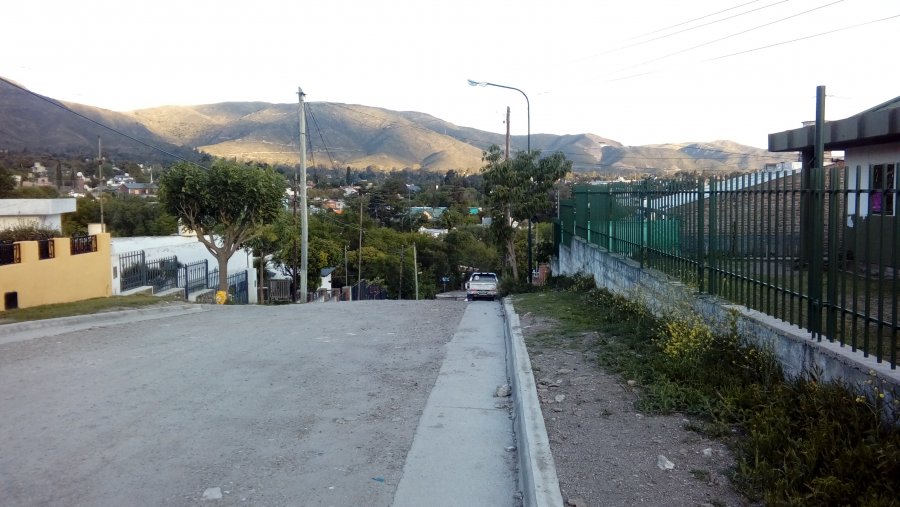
1,233,112,311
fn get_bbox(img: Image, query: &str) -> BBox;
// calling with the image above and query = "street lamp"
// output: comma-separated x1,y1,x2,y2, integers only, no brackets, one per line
468,79,535,285
466,80,530,153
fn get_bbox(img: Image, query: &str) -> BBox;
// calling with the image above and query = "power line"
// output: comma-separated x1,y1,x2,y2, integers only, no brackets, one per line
707,13,900,60
605,0,790,56
616,0,844,73
306,104,340,171
629,0,771,39
0,76,207,169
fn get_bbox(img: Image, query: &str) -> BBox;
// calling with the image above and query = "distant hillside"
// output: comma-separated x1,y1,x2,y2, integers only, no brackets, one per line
0,78,199,164
0,76,795,175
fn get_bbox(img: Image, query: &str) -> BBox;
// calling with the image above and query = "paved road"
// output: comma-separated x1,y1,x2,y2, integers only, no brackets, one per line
0,300,516,506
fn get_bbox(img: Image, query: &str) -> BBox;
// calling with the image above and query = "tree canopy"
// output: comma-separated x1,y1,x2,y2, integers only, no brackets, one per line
159,160,285,292
481,145,571,281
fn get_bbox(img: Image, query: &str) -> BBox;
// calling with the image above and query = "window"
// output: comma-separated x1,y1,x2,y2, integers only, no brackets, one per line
870,163,896,215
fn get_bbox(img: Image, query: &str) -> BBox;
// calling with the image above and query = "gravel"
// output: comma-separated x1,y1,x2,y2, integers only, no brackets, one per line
517,311,754,507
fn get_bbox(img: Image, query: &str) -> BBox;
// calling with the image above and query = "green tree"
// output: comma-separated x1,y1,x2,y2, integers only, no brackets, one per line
481,145,571,281
0,167,16,197
367,176,410,229
159,160,285,292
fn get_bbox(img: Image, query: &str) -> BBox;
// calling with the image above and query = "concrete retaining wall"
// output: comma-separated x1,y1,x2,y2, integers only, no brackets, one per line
554,237,899,412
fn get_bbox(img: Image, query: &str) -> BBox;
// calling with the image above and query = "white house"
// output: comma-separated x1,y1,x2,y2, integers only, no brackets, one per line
0,198,77,231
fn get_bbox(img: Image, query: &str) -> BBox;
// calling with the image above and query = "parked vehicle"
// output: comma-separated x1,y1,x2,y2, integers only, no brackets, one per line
465,272,499,301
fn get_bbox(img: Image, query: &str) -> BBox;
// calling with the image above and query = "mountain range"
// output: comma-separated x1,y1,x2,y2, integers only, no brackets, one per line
0,77,795,176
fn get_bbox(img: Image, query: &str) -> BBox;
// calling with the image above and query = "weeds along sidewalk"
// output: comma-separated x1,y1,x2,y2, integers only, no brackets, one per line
512,276,900,506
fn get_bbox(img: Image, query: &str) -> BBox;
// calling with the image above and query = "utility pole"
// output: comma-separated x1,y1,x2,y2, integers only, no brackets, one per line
505,106,510,160
291,174,298,303
298,87,309,302
344,244,349,289
398,246,405,300
97,137,105,231
358,191,364,300
413,242,418,300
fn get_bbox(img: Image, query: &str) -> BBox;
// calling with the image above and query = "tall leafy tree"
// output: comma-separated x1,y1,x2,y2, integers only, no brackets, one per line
159,160,285,292
482,145,571,280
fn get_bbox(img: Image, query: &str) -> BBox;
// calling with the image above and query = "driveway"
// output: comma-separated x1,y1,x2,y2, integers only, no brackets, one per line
0,300,513,506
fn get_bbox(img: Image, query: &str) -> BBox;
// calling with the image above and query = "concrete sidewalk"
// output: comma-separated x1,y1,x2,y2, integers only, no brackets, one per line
392,302,518,506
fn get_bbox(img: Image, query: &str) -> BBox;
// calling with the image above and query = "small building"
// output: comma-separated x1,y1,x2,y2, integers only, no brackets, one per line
769,95,900,267
319,267,336,290
0,198,77,230
117,182,157,197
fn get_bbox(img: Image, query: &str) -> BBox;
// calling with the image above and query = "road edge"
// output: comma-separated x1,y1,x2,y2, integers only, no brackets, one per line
502,297,564,507
0,304,210,345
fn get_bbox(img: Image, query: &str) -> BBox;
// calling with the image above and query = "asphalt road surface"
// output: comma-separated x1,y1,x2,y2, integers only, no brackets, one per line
0,300,512,506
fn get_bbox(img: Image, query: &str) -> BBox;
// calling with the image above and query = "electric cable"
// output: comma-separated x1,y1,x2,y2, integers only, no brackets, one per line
597,0,790,57
616,0,844,72
707,12,900,60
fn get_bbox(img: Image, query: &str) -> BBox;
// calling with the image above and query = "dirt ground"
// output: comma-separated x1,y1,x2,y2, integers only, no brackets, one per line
517,311,754,507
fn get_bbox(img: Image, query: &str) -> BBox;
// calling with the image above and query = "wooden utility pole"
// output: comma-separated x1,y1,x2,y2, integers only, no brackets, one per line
298,87,309,302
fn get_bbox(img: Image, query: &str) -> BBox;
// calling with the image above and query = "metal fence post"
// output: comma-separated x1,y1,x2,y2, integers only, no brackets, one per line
183,264,189,300
696,178,706,293
708,177,718,296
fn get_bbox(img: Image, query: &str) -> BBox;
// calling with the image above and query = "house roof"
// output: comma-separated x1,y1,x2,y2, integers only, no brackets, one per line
320,267,336,277
120,182,157,190
768,95,900,152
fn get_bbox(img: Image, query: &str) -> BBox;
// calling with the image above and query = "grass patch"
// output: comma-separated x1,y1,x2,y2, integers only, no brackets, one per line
513,276,900,505
0,295,186,324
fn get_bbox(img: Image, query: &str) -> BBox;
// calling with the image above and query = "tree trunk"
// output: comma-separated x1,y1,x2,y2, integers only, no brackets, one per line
217,251,230,293
505,206,518,280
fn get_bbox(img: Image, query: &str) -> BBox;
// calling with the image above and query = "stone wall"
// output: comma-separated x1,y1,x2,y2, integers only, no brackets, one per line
554,237,899,414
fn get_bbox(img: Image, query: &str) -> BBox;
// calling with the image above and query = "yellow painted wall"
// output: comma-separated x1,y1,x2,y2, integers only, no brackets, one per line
0,234,112,310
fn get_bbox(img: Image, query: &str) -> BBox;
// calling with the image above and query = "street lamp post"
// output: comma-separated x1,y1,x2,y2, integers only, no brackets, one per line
467,80,530,153
467,79,534,285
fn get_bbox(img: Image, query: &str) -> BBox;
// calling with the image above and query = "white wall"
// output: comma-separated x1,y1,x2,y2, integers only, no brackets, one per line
0,198,77,231
110,235,256,300
845,142,900,217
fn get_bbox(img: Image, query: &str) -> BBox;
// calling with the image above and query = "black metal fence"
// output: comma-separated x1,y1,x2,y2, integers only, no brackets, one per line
0,241,20,266
37,239,54,260
351,280,388,301
557,167,899,369
180,260,209,300
119,250,250,304
206,269,249,304
70,235,97,255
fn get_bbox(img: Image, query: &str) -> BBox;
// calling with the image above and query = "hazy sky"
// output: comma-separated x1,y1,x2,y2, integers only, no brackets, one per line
3,0,897,149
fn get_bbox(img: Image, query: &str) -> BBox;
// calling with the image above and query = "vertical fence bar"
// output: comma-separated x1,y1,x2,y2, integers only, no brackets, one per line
863,164,872,357
852,164,862,352
826,165,840,342
708,177,718,296
769,172,778,317
696,178,706,293
876,165,889,362
891,173,900,370
839,165,849,349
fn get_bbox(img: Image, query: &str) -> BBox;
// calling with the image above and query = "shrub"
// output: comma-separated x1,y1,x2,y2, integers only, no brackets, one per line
548,286,900,503
0,223,61,242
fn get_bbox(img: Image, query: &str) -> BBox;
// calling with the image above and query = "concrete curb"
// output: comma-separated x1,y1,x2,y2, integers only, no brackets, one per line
502,297,564,507
0,304,210,345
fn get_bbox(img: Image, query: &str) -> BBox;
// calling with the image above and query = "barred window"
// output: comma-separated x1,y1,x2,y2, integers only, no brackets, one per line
869,163,896,215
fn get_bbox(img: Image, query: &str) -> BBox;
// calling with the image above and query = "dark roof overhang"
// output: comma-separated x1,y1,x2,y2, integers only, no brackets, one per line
768,96,900,152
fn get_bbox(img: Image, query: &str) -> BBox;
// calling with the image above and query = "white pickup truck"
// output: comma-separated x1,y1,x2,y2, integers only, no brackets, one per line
465,272,499,301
